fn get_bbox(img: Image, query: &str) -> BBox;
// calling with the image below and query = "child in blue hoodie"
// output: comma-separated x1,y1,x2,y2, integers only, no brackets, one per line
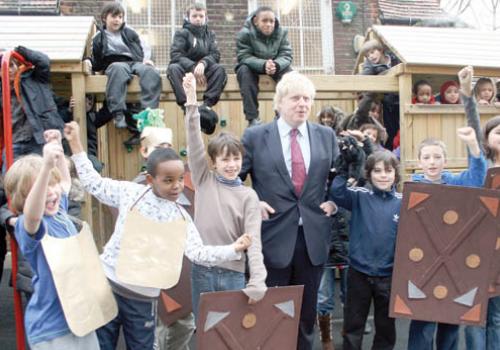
408,121,487,349
330,150,402,350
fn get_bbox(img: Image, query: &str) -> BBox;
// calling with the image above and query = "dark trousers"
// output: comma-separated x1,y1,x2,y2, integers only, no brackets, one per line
236,64,292,121
96,292,156,350
167,63,227,107
343,268,396,350
105,62,161,114
266,227,323,350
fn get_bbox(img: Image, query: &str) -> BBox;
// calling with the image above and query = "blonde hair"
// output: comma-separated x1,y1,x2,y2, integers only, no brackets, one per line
273,71,316,111
417,138,447,159
4,155,61,214
361,39,383,56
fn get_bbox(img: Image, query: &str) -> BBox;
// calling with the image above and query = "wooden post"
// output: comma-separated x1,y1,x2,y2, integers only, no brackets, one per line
398,71,413,181
71,71,93,230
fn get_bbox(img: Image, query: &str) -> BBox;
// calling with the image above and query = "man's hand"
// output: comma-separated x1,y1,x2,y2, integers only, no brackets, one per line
182,73,197,105
233,233,252,252
259,201,275,220
458,65,473,97
457,126,481,157
193,62,206,86
143,59,155,67
319,201,336,216
265,59,276,76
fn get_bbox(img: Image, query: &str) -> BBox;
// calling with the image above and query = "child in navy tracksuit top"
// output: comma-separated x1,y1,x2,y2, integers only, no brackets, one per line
330,150,402,350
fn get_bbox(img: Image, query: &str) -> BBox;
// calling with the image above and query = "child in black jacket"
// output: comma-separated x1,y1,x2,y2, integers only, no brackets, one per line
167,3,227,112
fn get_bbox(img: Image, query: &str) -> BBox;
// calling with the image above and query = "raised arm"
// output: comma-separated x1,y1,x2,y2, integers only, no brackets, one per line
458,66,483,150
183,73,211,186
43,130,71,193
64,122,138,207
23,141,64,234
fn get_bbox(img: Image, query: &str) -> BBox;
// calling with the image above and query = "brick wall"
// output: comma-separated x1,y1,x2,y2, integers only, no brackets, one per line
60,0,112,19
332,0,379,74
206,0,248,70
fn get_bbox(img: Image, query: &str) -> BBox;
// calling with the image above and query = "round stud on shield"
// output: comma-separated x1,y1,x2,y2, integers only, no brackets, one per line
443,210,459,225
433,285,448,299
409,248,424,262
465,254,481,269
242,312,257,329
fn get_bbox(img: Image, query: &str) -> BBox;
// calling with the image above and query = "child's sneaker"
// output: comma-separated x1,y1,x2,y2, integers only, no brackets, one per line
113,111,127,129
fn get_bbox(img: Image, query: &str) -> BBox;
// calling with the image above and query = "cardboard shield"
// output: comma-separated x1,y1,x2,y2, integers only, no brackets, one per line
42,222,118,336
196,285,304,350
157,256,193,326
390,183,500,326
115,208,187,289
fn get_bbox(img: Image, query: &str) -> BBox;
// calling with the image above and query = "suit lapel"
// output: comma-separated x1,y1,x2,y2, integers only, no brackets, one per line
265,121,296,196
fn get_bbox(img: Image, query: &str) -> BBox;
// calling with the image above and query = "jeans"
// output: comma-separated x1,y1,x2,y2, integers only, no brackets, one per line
2,139,43,174
191,264,245,319
317,266,348,316
96,292,156,350
343,268,395,350
408,320,458,350
465,296,500,350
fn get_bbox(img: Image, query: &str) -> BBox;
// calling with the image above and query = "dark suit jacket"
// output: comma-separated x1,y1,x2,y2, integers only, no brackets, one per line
240,120,339,268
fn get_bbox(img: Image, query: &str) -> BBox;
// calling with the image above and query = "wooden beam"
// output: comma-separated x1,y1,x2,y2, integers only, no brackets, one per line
404,64,500,77
399,73,413,179
50,62,85,73
404,104,500,115
71,72,93,230
85,74,399,95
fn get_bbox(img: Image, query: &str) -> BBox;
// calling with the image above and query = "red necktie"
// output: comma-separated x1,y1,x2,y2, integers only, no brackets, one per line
290,128,306,196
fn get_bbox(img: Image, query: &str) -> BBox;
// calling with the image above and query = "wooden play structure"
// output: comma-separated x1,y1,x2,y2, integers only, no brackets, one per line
358,25,500,174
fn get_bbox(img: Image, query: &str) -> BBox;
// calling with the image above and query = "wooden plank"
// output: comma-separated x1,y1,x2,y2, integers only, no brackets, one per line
404,65,500,77
404,104,500,115
399,74,413,178
85,74,399,94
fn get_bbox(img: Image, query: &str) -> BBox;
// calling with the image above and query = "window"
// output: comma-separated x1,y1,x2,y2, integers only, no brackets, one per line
121,0,200,73
248,0,334,74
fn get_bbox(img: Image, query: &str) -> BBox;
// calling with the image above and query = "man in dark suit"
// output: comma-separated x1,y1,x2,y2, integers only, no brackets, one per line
239,72,339,349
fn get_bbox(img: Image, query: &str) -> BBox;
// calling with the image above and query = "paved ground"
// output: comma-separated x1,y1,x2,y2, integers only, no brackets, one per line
0,260,467,349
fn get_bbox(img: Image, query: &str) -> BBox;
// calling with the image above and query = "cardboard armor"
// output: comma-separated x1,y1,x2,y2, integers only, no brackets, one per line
390,182,500,326
196,285,304,350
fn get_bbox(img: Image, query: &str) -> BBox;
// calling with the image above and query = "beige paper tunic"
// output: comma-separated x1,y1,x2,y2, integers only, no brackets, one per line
115,207,187,289
41,222,118,336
